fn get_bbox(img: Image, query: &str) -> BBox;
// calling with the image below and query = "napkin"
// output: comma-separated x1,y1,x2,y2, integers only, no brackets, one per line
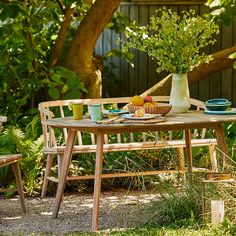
96,116,166,124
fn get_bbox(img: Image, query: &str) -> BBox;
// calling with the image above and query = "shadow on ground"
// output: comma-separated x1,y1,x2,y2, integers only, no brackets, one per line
0,189,159,235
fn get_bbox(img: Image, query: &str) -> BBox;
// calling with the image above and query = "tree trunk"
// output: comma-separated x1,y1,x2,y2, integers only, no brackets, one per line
64,0,121,98
141,45,236,97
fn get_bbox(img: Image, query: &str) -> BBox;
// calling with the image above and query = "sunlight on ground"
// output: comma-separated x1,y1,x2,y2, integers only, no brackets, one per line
40,212,52,216
3,216,22,220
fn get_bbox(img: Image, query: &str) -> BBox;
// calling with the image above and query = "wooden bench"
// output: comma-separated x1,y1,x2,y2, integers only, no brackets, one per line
39,96,218,198
0,116,26,213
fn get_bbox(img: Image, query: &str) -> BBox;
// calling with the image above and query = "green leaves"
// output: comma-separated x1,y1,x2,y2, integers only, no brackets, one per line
105,49,134,67
120,8,219,74
228,52,236,71
206,0,236,25
45,66,87,100
107,11,131,33
229,52,236,60
0,2,20,21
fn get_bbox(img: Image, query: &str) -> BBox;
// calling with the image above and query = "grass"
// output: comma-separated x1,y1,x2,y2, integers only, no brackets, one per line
66,170,236,236
66,220,236,235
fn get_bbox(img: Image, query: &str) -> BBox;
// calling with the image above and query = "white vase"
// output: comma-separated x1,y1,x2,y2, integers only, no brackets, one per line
169,73,191,113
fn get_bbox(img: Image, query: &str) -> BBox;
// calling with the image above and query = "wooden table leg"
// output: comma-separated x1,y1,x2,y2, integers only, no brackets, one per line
52,129,76,219
185,129,193,173
92,131,104,231
214,123,229,168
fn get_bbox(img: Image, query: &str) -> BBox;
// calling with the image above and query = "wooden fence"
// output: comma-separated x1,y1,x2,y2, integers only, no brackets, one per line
95,1,236,106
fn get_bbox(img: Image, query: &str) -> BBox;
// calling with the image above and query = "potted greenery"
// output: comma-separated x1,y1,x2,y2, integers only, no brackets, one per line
120,8,219,112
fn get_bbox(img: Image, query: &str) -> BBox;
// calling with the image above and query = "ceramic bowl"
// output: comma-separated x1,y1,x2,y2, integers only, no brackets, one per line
204,98,231,111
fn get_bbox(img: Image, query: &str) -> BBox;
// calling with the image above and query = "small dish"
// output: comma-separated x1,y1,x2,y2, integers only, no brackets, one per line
204,98,231,111
121,113,160,120
103,109,129,116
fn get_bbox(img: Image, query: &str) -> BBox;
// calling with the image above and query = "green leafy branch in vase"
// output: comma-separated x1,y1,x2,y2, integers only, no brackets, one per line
119,8,219,74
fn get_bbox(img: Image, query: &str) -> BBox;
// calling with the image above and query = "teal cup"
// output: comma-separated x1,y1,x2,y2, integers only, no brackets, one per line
89,104,102,122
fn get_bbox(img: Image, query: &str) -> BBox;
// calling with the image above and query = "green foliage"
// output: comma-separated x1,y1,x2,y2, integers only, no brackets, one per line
206,1,236,72
102,62,120,97
0,1,57,120
228,52,236,77
105,49,134,68
223,122,236,157
107,11,131,34
42,66,88,100
120,8,219,74
145,176,202,227
0,116,44,195
206,0,236,25
0,1,87,125
70,222,236,235
103,221,236,235
218,219,236,235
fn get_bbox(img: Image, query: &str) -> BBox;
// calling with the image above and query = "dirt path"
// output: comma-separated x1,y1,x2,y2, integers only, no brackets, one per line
0,189,159,235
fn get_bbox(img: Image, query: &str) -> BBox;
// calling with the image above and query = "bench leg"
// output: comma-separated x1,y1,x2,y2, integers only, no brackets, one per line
41,154,54,198
214,123,229,169
185,129,193,173
177,147,185,179
57,154,63,178
209,144,218,172
12,162,26,213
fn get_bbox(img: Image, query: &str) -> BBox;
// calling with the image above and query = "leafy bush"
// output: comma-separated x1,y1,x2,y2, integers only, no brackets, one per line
0,1,87,125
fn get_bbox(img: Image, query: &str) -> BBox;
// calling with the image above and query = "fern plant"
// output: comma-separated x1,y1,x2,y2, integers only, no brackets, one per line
0,115,45,195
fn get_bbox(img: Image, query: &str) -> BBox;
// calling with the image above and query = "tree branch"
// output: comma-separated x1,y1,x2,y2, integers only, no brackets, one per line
56,0,65,12
24,17,39,72
188,45,236,85
49,7,74,67
141,45,236,96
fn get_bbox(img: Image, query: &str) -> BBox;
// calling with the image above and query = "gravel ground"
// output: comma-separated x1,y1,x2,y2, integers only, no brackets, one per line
0,189,159,235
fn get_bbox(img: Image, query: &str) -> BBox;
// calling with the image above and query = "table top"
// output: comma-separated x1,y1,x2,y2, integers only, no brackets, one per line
42,110,236,133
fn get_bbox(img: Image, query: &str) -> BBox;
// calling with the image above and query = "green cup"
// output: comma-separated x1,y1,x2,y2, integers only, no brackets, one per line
68,102,83,120
89,104,102,122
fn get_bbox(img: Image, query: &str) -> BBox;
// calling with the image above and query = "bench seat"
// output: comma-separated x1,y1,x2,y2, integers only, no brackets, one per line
0,154,26,213
43,138,217,154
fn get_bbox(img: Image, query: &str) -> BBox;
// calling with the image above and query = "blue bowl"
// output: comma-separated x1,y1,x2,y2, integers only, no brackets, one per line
205,98,231,111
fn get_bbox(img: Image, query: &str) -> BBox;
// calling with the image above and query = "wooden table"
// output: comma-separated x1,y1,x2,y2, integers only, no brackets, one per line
43,110,236,231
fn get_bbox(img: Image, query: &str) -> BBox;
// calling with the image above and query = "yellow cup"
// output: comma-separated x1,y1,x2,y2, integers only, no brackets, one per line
68,102,83,120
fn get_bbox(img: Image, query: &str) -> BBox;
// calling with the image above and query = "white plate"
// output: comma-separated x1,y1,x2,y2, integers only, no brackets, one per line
121,114,159,120
103,109,129,115
204,108,236,115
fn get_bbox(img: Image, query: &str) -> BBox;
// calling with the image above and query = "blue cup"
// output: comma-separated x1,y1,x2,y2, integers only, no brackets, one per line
89,104,102,122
